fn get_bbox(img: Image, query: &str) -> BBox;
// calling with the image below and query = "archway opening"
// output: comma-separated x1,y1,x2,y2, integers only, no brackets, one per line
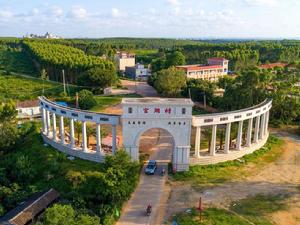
138,128,174,163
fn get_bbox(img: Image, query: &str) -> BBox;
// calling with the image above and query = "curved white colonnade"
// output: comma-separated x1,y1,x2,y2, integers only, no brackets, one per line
39,96,272,171
191,99,272,165
39,96,120,163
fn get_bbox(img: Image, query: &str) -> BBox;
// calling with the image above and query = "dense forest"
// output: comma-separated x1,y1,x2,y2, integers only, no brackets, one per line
22,41,114,84
1,37,300,80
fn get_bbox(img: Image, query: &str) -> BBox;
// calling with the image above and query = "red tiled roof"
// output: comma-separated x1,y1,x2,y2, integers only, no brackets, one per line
16,100,39,108
259,63,288,69
208,57,228,61
177,64,223,71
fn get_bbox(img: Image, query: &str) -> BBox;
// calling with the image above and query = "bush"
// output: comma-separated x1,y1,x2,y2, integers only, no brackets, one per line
41,204,100,225
66,171,86,187
78,90,96,110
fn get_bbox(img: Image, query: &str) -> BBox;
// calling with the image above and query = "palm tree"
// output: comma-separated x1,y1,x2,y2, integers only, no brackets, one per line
86,124,96,148
40,69,48,94
74,121,82,145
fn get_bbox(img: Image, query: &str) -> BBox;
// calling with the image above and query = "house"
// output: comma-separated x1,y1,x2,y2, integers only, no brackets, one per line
125,64,151,80
176,57,229,81
115,52,136,72
16,100,41,119
259,62,288,70
0,189,59,225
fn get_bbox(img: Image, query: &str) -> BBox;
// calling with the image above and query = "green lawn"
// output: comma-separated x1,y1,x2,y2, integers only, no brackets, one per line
91,94,141,112
0,73,82,101
173,136,284,187
172,194,287,225
91,96,122,112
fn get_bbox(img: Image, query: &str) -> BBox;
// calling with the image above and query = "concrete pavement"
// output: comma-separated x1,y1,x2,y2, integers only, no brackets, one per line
117,130,172,225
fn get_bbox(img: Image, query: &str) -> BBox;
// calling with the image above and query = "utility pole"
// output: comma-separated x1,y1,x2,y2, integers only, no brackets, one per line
62,69,66,95
75,92,79,109
188,88,191,99
203,92,207,108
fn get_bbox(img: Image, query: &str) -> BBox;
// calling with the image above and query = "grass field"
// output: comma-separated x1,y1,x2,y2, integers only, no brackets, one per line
172,194,287,225
91,94,141,112
91,96,122,112
173,136,284,187
0,73,82,101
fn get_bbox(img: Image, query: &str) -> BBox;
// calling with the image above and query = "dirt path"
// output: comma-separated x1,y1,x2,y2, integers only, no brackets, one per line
165,132,300,224
121,80,158,97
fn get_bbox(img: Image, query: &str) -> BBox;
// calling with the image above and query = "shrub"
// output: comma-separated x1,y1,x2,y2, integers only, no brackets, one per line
66,171,86,187
41,204,100,225
78,90,96,110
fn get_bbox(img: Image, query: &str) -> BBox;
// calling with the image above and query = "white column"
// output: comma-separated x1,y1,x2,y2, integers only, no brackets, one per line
112,125,117,155
264,111,269,136
246,118,253,147
210,125,217,156
194,126,201,158
259,113,265,139
46,110,51,136
41,108,46,133
254,115,260,143
52,113,57,141
236,120,243,150
82,121,88,152
70,118,75,148
224,123,231,154
96,123,102,153
59,116,65,144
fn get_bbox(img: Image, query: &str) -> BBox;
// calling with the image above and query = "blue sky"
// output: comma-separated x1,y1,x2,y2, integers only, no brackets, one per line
0,0,300,38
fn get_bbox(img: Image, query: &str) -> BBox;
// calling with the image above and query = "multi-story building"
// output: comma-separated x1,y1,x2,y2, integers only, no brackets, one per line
176,58,229,81
125,63,151,80
115,52,136,72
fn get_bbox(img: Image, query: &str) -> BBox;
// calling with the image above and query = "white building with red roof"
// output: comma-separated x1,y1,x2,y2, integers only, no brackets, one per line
176,57,229,81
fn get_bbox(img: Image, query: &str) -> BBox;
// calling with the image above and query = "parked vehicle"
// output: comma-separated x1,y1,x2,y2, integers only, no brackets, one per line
145,160,157,175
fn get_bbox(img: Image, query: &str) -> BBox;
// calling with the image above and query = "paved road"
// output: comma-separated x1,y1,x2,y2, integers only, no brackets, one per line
117,130,172,225
121,80,158,97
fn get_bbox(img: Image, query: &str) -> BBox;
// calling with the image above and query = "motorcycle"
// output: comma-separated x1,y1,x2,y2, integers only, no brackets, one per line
160,168,166,176
146,205,152,216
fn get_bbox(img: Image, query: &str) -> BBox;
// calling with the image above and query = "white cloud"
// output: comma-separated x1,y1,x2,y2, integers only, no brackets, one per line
149,8,157,14
244,0,279,7
30,8,39,16
69,6,87,19
51,6,64,17
0,9,13,19
166,0,180,6
111,8,121,18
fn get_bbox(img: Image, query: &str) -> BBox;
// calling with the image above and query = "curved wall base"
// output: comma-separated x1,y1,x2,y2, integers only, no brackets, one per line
190,134,269,166
42,132,105,163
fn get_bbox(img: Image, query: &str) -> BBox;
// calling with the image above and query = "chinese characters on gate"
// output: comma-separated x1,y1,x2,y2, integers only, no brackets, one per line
143,107,172,114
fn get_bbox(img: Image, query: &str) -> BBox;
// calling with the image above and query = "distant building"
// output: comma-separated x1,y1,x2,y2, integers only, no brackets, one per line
16,100,41,119
176,57,229,81
0,189,59,225
259,62,288,70
125,64,151,80
24,32,61,39
115,52,136,72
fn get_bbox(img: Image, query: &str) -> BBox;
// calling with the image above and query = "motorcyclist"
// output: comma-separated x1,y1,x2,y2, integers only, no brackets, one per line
146,203,152,215
161,168,166,176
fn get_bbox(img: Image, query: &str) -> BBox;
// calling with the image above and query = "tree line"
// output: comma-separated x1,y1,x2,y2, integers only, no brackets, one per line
22,41,115,84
